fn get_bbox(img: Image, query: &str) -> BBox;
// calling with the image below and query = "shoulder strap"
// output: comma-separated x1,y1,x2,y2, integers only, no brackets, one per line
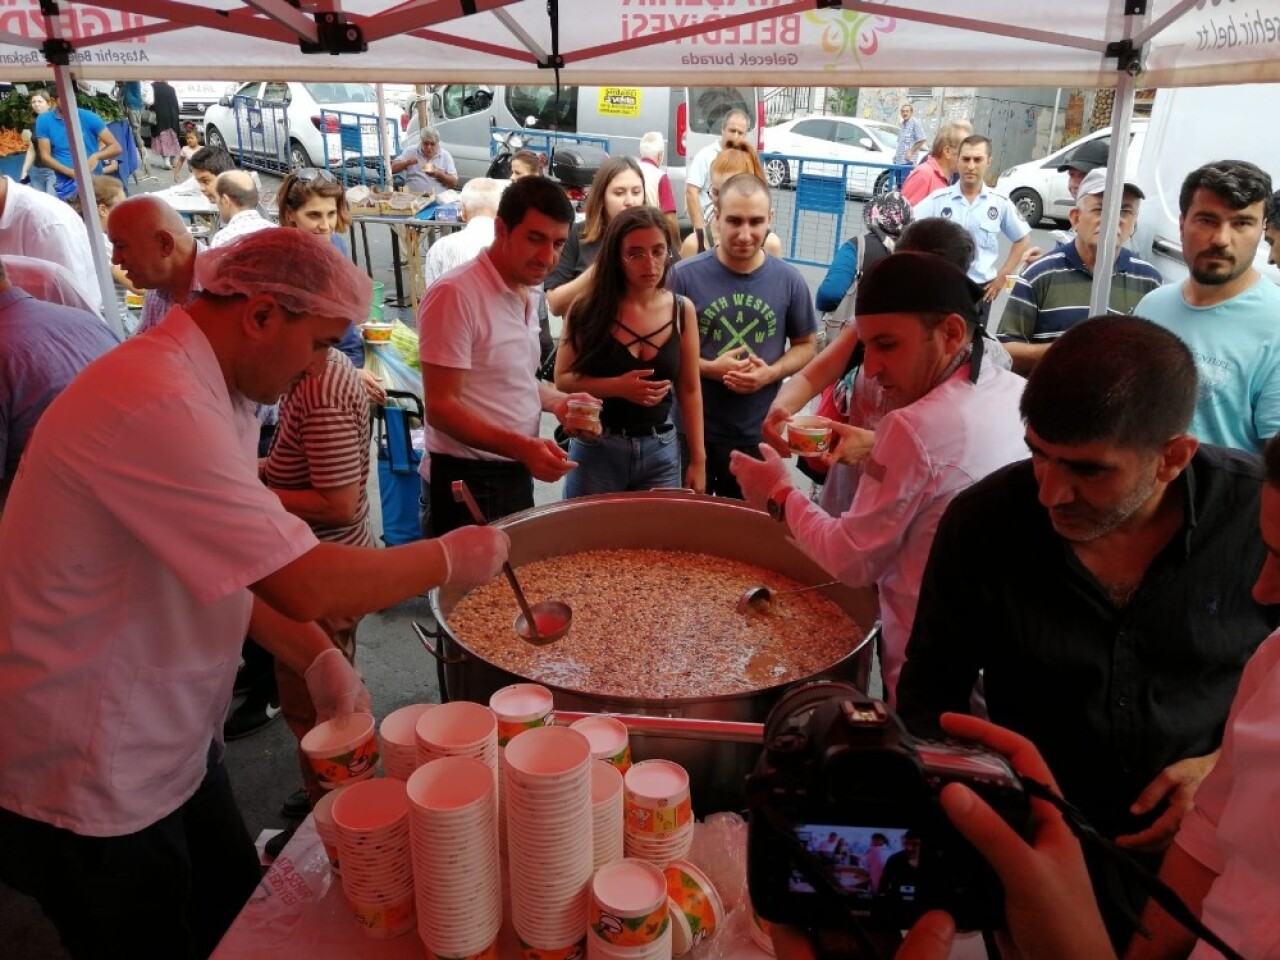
672,293,683,334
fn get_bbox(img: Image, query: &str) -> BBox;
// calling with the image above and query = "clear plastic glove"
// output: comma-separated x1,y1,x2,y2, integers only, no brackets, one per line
304,647,371,723
729,443,793,512
438,525,510,586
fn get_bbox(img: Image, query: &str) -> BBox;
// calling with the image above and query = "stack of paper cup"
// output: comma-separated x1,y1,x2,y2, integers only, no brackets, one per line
571,716,632,772
623,761,693,867
587,859,673,960
490,684,554,850
331,778,416,939
592,761,625,870
504,725,594,959
380,704,436,781
300,713,381,791
663,861,725,955
406,756,502,960
415,701,500,794
312,783,353,874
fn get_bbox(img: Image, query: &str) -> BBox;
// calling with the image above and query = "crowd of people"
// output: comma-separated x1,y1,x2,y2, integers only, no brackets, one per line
2,91,1280,960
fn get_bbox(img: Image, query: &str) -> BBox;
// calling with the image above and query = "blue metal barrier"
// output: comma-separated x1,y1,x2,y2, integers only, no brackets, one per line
320,108,403,186
227,95,290,173
763,152,913,267
490,127,611,159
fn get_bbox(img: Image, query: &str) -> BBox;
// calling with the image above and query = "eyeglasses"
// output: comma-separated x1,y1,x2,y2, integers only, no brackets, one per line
623,249,675,265
294,167,337,184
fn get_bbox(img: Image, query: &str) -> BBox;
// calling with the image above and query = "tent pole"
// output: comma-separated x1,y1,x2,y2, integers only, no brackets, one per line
1088,68,1137,317
50,64,124,339
1048,87,1062,152
376,82,391,192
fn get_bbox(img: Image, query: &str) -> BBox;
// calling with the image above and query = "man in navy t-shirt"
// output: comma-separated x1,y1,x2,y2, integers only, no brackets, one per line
34,94,120,201
668,174,817,497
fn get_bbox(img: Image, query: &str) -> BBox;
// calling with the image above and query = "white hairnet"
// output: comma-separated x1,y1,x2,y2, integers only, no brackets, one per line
195,227,373,321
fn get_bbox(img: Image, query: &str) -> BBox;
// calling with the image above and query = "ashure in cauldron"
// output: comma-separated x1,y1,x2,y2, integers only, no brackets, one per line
425,491,879,810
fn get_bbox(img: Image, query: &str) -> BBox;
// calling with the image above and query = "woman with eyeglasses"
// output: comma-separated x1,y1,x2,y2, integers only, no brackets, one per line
554,205,705,496
679,142,784,260
275,168,383,401
544,155,647,319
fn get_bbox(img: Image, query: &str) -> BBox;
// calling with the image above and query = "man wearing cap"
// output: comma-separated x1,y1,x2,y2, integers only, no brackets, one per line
729,251,1026,702
1059,137,1110,203
911,136,1031,317
0,228,509,956
897,316,1277,946
1000,169,1162,374
1136,160,1280,455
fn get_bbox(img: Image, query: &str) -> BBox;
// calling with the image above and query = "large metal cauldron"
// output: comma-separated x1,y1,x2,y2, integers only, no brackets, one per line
425,491,879,810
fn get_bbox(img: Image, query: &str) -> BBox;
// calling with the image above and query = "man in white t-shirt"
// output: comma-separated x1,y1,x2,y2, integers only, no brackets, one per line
685,109,750,249
0,228,508,957
210,170,272,249
423,177,504,289
418,176,597,535
0,175,103,314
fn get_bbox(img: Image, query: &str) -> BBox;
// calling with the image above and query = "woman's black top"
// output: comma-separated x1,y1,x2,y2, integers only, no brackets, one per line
580,295,684,431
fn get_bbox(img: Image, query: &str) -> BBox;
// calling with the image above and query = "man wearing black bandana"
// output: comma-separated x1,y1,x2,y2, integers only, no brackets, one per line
730,251,1026,704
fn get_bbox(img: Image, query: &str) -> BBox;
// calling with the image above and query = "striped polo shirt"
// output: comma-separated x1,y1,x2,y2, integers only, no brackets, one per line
999,241,1163,343
263,348,374,547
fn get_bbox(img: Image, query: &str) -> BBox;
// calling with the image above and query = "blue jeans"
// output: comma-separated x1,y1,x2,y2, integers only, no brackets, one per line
27,165,56,194
564,426,681,498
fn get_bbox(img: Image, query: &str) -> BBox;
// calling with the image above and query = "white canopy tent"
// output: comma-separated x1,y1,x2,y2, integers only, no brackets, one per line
5,0,1280,333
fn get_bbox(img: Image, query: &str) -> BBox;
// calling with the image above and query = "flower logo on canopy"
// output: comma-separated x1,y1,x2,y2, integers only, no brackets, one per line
804,8,897,65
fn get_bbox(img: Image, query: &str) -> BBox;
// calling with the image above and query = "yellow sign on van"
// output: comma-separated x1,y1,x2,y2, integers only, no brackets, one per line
598,87,642,118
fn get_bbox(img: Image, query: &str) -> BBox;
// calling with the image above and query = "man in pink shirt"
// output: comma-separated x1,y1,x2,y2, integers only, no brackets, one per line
901,122,970,207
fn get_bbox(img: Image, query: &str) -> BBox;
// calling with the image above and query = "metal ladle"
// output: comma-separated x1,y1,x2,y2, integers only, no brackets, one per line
451,480,572,645
737,579,842,615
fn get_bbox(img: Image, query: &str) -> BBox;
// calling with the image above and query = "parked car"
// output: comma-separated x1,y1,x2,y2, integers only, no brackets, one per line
995,121,1148,226
204,80,403,170
402,84,762,227
760,115,901,197
171,81,234,142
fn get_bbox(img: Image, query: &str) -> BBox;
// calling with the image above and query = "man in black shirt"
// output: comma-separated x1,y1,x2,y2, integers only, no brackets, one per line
897,316,1277,943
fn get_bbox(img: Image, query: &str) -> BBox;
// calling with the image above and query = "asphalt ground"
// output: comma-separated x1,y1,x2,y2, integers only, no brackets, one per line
0,157,1058,958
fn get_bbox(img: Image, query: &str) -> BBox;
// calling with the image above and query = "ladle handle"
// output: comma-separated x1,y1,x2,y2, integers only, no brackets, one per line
782,579,842,598
450,480,542,641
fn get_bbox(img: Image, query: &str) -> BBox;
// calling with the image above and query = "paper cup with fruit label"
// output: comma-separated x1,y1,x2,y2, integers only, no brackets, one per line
300,713,380,790
785,416,833,456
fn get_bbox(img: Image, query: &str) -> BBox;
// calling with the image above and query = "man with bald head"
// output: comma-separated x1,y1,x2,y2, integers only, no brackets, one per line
210,170,271,249
107,194,199,335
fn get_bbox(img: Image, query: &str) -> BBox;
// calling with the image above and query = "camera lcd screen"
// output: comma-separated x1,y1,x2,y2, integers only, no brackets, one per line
787,825,919,904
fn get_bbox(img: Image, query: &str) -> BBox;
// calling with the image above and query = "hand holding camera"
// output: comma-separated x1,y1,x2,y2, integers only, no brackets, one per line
748,686,1114,960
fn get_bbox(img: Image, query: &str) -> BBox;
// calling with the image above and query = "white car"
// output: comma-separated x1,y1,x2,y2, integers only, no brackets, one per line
995,121,1148,226
761,115,903,197
204,80,404,170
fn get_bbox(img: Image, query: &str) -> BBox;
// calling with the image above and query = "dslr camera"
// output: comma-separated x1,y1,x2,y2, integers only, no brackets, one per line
747,682,1031,933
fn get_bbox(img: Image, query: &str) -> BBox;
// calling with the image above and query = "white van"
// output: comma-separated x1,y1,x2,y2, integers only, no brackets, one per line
403,85,762,225
1132,83,1280,285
